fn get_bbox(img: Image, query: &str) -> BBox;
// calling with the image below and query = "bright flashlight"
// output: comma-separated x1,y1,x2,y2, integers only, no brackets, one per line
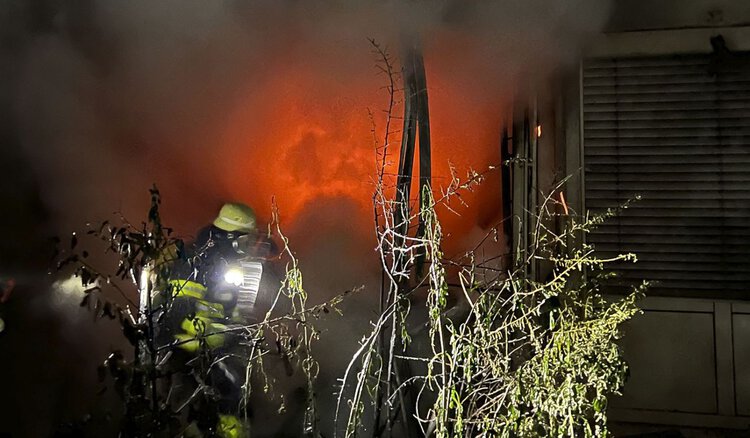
223,268,244,286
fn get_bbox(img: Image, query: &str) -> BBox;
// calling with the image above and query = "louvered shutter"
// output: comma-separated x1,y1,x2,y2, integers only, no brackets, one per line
583,53,750,298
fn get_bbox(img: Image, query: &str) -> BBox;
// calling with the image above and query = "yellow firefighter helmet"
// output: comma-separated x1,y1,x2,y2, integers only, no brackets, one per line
213,202,256,233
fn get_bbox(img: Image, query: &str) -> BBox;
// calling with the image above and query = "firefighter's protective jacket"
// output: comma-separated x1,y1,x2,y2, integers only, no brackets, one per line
164,226,246,352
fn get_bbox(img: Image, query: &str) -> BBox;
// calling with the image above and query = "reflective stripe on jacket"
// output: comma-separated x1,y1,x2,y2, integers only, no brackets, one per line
169,279,228,352
169,279,207,299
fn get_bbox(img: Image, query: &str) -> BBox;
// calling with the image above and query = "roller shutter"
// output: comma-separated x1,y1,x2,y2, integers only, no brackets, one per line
583,53,750,298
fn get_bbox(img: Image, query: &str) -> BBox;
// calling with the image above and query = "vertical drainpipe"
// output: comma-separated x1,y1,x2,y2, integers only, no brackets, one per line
511,104,528,274
529,93,539,282
510,94,539,281
500,125,512,245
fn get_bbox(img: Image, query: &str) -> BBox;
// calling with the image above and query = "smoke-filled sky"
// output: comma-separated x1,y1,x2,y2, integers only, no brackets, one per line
0,1,613,435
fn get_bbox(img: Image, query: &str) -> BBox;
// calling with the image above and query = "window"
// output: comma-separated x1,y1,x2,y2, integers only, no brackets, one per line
583,53,750,298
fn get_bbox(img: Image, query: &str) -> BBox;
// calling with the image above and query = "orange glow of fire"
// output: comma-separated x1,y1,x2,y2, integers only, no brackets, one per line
217,58,508,254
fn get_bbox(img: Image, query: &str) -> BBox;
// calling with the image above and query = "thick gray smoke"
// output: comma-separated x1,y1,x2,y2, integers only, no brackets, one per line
0,0,613,435
3,0,612,234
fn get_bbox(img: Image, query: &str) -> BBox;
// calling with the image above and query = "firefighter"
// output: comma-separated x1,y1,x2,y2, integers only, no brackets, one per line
193,202,261,315
168,202,259,345
165,202,260,438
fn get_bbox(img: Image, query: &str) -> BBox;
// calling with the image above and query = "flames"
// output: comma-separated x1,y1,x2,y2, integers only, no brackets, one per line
211,56,508,255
